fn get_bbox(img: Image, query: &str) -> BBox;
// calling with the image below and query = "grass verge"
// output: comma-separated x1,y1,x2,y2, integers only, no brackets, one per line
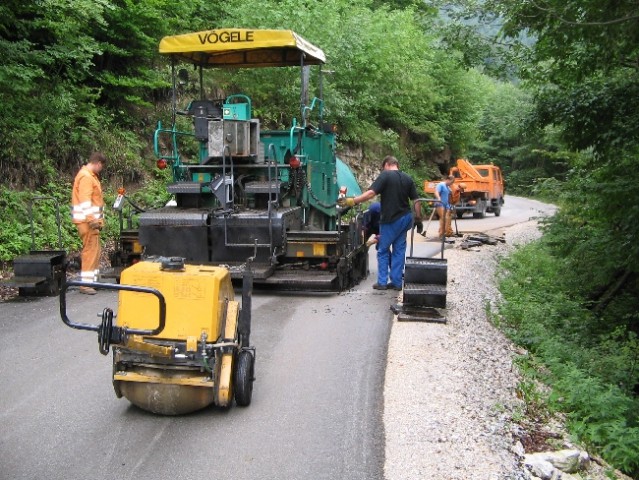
496,240,639,477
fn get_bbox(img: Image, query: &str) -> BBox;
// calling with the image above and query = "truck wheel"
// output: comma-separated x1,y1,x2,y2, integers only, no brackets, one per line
494,206,501,217
472,209,486,219
473,201,487,219
456,210,464,219
234,350,255,407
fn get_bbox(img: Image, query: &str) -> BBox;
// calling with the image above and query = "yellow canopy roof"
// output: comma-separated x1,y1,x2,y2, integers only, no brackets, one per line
159,29,326,67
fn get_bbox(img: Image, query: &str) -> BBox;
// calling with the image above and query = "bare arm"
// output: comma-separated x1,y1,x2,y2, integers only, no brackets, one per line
351,189,376,206
413,199,422,219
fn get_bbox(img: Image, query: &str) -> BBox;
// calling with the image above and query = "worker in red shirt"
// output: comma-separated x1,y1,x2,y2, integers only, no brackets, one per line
71,152,106,294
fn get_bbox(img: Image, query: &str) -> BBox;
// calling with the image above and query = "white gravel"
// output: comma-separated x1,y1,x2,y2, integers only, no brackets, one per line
383,220,546,480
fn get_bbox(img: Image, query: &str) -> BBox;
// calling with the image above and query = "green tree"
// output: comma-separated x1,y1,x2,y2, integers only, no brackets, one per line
489,0,639,473
491,0,639,301
91,0,226,114
207,0,493,164
0,0,108,184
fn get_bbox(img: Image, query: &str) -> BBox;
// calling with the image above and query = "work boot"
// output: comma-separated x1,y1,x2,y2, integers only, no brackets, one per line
372,283,387,290
79,286,97,295
388,284,402,291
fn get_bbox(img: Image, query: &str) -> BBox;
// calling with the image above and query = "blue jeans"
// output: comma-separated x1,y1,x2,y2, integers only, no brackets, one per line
377,212,413,287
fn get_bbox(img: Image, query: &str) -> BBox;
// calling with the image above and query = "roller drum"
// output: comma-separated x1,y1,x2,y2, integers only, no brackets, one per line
118,366,215,415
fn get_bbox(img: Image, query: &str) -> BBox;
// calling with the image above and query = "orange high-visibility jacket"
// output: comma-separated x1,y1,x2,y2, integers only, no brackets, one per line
450,184,462,205
72,166,104,224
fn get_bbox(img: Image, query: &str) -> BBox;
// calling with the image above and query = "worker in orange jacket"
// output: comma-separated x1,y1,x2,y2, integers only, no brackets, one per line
445,182,465,237
71,152,106,294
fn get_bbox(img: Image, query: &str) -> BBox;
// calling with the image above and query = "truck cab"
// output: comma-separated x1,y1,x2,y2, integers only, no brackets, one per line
463,164,504,205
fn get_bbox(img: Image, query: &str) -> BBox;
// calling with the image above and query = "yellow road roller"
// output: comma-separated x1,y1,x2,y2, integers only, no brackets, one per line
59,257,255,414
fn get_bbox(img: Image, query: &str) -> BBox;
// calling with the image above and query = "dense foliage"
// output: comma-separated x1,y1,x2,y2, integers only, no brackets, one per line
477,0,639,474
0,0,521,256
423,0,639,472
499,241,639,475
506,6,638,339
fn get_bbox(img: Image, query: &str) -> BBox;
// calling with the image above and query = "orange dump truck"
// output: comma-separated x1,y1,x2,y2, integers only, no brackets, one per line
424,158,505,218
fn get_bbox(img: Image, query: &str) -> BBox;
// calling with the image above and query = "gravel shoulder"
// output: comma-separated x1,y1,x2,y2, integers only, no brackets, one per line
383,220,544,480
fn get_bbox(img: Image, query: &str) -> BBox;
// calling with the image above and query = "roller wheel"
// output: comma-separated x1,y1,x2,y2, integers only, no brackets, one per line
234,350,255,407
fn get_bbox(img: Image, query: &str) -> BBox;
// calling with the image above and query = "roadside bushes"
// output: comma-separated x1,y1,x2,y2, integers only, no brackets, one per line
497,240,639,476
0,171,171,263
0,185,78,262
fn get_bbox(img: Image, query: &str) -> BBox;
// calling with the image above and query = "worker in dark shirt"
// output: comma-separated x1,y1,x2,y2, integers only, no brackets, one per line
338,156,422,290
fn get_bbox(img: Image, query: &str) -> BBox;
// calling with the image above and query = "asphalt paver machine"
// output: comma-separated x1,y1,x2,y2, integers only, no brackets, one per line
113,28,368,291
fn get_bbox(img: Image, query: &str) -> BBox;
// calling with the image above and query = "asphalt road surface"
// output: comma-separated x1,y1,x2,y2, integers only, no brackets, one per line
0,196,554,480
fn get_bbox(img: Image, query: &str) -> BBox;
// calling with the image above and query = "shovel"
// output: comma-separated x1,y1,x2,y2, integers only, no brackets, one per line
420,207,436,238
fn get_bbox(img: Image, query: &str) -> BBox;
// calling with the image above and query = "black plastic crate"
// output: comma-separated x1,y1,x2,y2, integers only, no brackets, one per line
404,257,447,285
403,283,447,308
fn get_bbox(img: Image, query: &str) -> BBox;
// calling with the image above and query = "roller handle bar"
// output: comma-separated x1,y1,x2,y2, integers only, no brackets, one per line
60,281,166,336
